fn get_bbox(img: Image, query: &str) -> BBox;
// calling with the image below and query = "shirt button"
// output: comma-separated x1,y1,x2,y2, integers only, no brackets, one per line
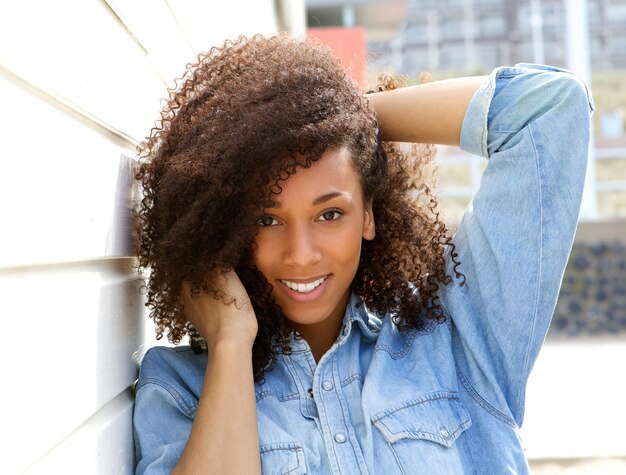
440,427,450,439
307,388,313,398
334,433,346,443
322,380,334,391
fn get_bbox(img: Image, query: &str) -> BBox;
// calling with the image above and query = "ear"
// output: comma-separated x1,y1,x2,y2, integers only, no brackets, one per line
362,204,375,241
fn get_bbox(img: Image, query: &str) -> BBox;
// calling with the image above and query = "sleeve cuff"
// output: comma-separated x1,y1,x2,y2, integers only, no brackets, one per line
459,68,498,158
459,63,595,159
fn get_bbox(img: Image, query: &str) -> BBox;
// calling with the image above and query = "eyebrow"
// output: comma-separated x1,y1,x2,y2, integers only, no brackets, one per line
270,191,349,209
313,191,349,206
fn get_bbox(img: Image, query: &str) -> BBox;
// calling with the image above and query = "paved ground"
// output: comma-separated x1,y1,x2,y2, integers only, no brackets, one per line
520,339,626,474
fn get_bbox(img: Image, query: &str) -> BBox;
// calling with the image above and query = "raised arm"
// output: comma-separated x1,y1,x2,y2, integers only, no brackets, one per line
367,75,487,146
439,65,593,425
372,64,593,427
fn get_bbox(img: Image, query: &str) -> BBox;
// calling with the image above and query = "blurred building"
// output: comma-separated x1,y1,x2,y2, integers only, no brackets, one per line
306,0,409,66
398,0,626,73
306,0,407,43
307,0,626,74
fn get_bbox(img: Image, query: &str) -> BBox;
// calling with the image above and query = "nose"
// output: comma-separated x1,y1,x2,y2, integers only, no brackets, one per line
282,222,322,268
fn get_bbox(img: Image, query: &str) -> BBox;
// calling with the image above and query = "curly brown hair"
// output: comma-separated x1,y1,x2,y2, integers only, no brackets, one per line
135,35,463,380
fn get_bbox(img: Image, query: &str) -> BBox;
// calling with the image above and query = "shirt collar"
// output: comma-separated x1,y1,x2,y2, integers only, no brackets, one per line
285,292,384,354
342,293,383,342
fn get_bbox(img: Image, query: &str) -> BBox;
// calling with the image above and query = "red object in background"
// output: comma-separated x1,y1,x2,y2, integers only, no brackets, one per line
308,27,367,90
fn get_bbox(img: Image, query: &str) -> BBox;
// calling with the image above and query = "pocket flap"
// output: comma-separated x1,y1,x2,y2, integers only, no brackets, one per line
260,442,307,474
371,391,471,447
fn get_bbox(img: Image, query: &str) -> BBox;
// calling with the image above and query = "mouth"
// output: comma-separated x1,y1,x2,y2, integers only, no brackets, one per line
280,275,328,294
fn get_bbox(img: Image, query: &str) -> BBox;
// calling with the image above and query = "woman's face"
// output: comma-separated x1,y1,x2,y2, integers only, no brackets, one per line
253,146,375,337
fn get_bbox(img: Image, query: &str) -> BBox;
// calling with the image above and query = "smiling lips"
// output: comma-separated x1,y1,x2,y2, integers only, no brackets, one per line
281,275,328,293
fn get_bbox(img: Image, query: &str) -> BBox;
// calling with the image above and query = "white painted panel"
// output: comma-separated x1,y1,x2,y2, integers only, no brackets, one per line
23,389,136,475
522,339,626,459
0,263,144,474
0,0,165,140
167,0,279,52
105,0,197,84
0,73,135,267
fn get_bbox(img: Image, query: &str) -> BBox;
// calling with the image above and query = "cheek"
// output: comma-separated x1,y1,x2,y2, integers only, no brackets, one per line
327,226,363,264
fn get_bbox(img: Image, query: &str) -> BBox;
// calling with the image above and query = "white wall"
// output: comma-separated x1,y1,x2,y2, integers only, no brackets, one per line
0,1,303,473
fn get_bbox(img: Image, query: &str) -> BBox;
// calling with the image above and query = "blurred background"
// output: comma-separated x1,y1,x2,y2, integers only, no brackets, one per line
0,0,623,473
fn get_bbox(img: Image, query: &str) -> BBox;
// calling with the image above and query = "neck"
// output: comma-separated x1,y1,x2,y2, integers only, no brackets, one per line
292,313,344,363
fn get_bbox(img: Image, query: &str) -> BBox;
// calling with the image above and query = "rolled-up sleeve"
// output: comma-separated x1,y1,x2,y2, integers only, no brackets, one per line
442,64,594,426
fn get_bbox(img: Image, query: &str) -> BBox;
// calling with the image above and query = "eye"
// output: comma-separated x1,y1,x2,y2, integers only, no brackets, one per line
318,210,343,221
258,215,279,227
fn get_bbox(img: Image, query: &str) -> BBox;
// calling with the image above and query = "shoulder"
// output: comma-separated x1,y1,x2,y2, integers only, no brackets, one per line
134,347,202,472
136,345,207,404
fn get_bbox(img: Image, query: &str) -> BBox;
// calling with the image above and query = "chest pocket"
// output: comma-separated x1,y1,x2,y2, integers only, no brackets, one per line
260,443,307,474
371,392,472,473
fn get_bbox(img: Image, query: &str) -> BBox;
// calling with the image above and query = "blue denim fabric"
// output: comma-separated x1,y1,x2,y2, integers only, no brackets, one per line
133,64,594,474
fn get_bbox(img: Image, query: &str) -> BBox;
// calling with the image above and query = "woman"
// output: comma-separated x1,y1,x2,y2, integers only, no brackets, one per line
133,35,593,474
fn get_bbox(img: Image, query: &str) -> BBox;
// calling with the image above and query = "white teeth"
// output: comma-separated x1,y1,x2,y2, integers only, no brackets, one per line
282,276,327,293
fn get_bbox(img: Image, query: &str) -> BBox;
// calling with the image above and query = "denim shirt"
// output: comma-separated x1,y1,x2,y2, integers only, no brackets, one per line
133,64,594,475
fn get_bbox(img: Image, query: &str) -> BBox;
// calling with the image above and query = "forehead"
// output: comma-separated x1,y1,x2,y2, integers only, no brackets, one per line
271,146,362,203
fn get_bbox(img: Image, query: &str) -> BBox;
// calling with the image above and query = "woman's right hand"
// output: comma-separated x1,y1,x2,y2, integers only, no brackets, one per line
180,269,258,350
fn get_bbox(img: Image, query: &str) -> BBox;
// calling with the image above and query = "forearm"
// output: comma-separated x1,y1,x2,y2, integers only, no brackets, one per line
367,75,487,146
172,340,260,475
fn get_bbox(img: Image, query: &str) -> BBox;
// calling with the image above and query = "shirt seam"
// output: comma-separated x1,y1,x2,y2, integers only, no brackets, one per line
136,377,197,418
371,391,461,422
515,122,544,421
255,390,300,403
480,76,493,157
456,369,516,428
259,445,305,474
340,373,363,387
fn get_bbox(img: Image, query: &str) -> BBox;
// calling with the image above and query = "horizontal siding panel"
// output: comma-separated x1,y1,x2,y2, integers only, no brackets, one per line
0,0,165,140
166,0,278,52
0,73,136,267
104,0,197,83
0,262,144,473
107,0,285,84
23,389,135,475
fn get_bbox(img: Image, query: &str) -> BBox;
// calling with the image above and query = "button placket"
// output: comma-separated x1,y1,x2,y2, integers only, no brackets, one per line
316,366,350,469
310,335,368,473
